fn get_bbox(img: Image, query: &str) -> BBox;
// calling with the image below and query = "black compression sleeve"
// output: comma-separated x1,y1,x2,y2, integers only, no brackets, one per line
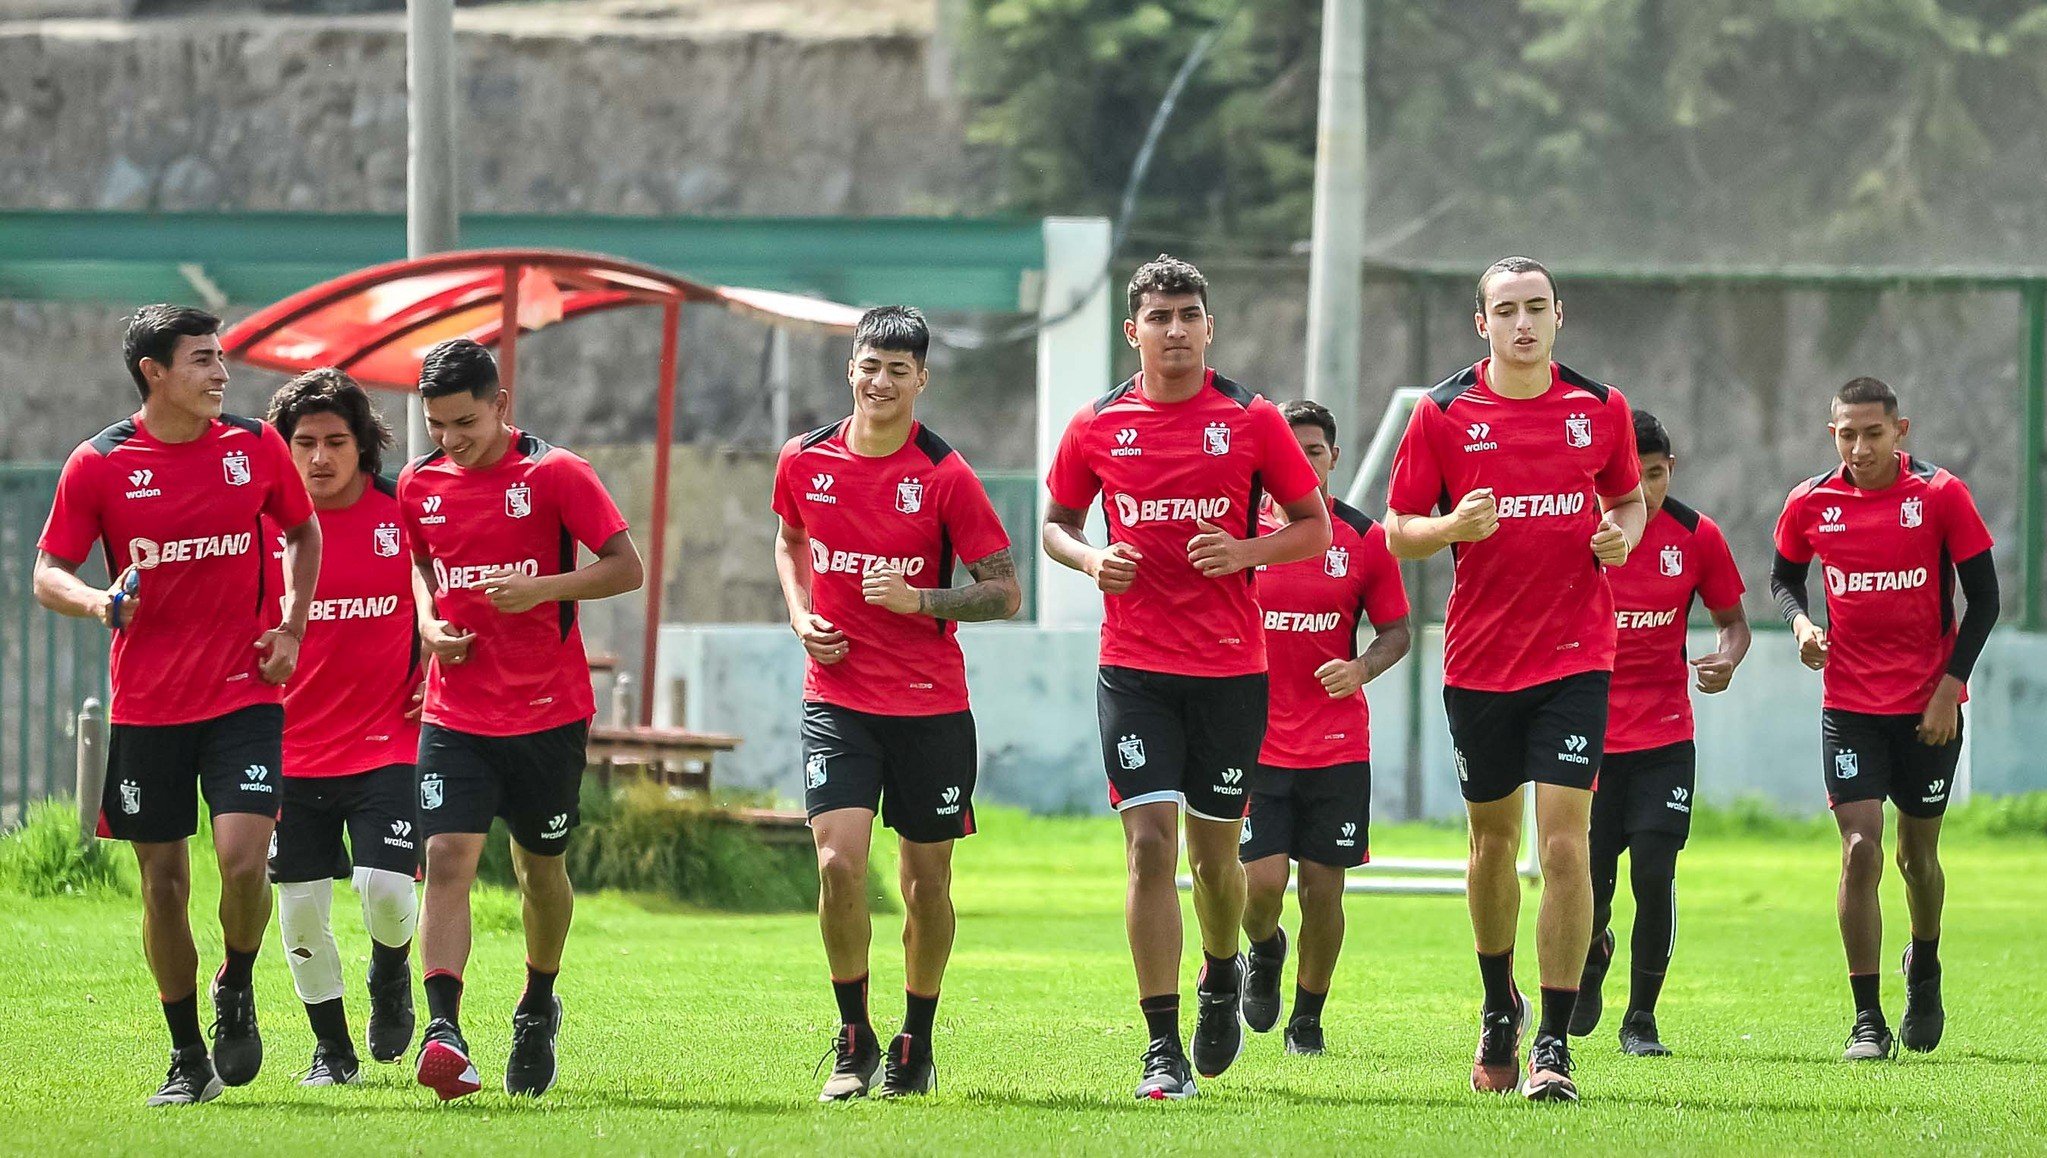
1946,550,2000,682
1770,551,1811,625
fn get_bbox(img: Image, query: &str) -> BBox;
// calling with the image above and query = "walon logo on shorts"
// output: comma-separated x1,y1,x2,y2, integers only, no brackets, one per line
1923,778,1947,804
385,819,415,849
240,764,273,793
541,812,570,841
420,774,445,810
1559,735,1591,765
1336,822,1357,848
937,786,963,816
1668,786,1692,814
1217,767,1245,796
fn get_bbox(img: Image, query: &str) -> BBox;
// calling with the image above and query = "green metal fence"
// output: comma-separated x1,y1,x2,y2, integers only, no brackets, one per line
1,464,108,824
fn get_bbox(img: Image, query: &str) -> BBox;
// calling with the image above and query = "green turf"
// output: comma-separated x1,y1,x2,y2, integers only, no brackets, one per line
2,808,2043,1155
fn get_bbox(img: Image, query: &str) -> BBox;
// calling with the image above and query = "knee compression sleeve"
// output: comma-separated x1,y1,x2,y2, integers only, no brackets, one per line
277,879,344,1004
354,867,419,949
1627,833,1683,975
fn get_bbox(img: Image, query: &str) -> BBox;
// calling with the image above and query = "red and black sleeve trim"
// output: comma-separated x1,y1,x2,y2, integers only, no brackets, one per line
799,420,844,450
370,473,399,498
1331,498,1377,538
1660,496,1703,534
1209,373,1257,408
515,431,555,461
1091,378,1137,414
1425,365,1481,409
87,418,139,456
911,424,955,466
1905,455,1941,482
1553,363,1612,403
408,449,447,470
220,412,265,436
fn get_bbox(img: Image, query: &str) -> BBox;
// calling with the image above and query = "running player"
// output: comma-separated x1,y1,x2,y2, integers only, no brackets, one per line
398,339,644,1100
1570,409,1748,1057
1044,255,1329,1100
1238,400,1410,1056
773,306,1020,1101
1384,257,1646,1102
1770,376,1997,1061
264,369,424,1086
33,304,320,1105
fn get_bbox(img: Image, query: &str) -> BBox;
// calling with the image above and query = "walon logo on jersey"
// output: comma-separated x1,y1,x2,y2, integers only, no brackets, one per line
896,477,924,514
125,469,162,499
222,451,252,486
1494,492,1587,519
1463,423,1497,453
937,786,963,816
1324,546,1350,578
373,523,402,557
1824,565,1928,595
504,484,533,519
419,495,447,524
1111,493,1231,526
1901,497,1924,528
1203,422,1232,455
1335,821,1357,848
1112,428,1142,457
1660,545,1683,576
806,473,838,504
126,532,254,570
1668,786,1692,814
1559,734,1592,765
1117,734,1147,771
1564,413,1593,448
1818,505,1846,532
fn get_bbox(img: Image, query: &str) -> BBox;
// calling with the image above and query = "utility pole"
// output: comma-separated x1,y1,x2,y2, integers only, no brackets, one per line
1303,0,1365,488
406,0,459,459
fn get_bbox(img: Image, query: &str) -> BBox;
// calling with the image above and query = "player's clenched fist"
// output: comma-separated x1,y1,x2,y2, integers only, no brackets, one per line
1087,542,1142,594
479,566,547,614
862,569,921,615
1794,618,1829,670
1590,514,1630,566
422,617,476,666
1187,519,1253,578
1448,488,1499,543
792,612,850,665
1314,658,1365,699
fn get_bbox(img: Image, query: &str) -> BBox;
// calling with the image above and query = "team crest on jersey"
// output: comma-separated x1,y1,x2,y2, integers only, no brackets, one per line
373,523,402,558
1901,498,1923,528
1324,546,1350,578
505,484,532,519
1203,422,1231,456
896,478,924,514
1660,545,1683,576
1564,414,1592,448
222,451,252,486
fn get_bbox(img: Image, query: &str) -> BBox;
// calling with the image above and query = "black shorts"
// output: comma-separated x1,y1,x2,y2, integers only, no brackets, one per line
1591,741,1695,849
1097,666,1267,822
1443,672,1610,804
1822,708,1962,819
99,703,284,843
801,703,977,844
270,763,421,883
416,720,589,856
1238,762,1371,869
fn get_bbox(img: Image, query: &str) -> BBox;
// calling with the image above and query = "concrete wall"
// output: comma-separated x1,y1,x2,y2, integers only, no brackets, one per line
657,623,2047,819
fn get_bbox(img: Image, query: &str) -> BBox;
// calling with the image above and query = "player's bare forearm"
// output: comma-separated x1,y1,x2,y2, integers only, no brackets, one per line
278,516,322,636
918,549,1022,622
1357,616,1413,683
1710,604,1752,668
1042,503,1098,573
1243,495,1331,567
775,523,816,622
411,557,442,627
1601,485,1648,547
1382,511,1455,560
32,552,109,620
536,531,643,603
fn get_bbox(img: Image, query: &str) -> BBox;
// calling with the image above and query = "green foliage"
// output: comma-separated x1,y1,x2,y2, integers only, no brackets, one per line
0,798,134,899
1941,791,2047,840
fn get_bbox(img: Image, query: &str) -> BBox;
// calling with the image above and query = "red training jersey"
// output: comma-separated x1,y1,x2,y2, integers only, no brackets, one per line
38,413,314,727
1256,497,1409,768
1046,370,1322,677
398,430,631,737
772,421,1011,717
266,477,421,778
1772,454,1994,716
1604,499,1746,753
1386,360,1641,693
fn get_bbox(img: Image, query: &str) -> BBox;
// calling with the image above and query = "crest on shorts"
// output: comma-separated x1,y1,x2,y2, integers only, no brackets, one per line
1203,422,1232,456
119,779,141,815
806,753,828,790
1323,547,1350,578
222,451,252,487
1660,545,1683,576
420,773,445,810
1834,751,1859,780
1117,733,1147,771
1901,498,1923,528
373,523,402,558
505,484,532,519
896,478,924,515
1564,414,1593,449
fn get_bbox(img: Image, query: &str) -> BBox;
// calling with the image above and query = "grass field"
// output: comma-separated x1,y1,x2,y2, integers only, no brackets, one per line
2,806,2044,1155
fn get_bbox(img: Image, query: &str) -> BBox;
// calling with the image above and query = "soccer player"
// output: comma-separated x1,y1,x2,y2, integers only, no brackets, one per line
1238,400,1411,1056
264,369,425,1086
772,306,1020,1101
1770,376,1997,1061
398,339,644,1100
1044,255,1330,1100
1570,409,1748,1057
33,304,320,1105
1384,257,1646,1102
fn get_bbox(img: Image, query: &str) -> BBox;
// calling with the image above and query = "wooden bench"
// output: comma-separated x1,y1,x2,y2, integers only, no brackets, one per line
585,724,738,793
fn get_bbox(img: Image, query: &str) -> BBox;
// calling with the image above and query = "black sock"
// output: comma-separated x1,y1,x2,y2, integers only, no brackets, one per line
1250,931,1284,959
1849,972,1883,1018
1477,948,1516,1013
832,973,871,1031
162,992,204,1051
1291,984,1327,1022
903,989,939,1039
306,998,350,1045
1628,967,1665,1017
1199,951,1241,992
424,970,463,1026
519,963,557,1016
217,946,258,990
1139,994,1180,1044
1909,937,1941,981
370,938,411,977
1538,986,1579,1039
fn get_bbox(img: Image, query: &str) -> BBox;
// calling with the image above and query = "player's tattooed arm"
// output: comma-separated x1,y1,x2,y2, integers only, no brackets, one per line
904,548,1022,622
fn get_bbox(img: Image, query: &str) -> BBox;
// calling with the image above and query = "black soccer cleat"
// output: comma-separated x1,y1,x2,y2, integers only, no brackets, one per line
1134,1036,1197,1100
1617,1010,1671,1057
1521,1033,1579,1102
1842,1011,1896,1062
366,957,416,1064
1282,1015,1325,1056
145,1045,223,1107
876,1033,936,1098
415,1018,482,1101
505,995,563,1098
1243,929,1288,1034
1570,926,1615,1037
1898,946,1944,1054
209,980,263,1087
301,1039,362,1087
817,1024,881,1102
1191,954,1246,1078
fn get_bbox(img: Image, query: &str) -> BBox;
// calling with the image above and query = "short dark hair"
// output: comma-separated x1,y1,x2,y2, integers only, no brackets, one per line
1834,376,1899,416
852,305,930,363
1474,256,1558,312
1633,408,1672,458
1127,254,1209,319
1280,399,1337,447
267,367,392,478
123,304,222,400
417,339,500,400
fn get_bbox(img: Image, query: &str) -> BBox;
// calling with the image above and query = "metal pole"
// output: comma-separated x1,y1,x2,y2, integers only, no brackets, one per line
2020,281,2045,631
75,697,105,843
642,302,681,727
769,327,790,443
1304,0,1366,480
497,264,521,418
406,0,459,460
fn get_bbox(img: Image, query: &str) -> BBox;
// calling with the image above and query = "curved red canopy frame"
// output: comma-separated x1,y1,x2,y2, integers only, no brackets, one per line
222,248,863,725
